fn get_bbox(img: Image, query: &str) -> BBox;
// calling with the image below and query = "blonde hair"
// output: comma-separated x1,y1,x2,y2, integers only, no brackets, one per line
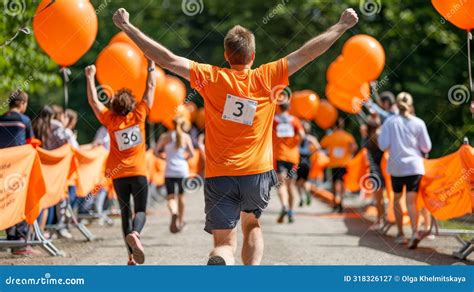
224,25,256,65
396,92,413,118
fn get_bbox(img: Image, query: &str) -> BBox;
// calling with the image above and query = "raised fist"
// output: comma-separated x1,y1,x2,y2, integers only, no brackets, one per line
339,8,359,29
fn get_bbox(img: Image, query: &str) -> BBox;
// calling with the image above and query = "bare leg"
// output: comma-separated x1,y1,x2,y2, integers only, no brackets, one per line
374,188,385,223
277,173,289,210
241,212,264,265
393,192,404,236
420,208,431,232
287,179,297,213
177,194,185,227
210,229,237,265
405,191,419,236
167,195,178,215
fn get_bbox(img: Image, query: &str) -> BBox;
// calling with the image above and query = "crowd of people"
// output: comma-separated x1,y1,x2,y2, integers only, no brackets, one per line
0,7,442,265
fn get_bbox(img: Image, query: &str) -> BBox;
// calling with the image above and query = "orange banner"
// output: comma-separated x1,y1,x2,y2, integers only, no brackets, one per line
0,145,46,229
74,145,108,197
343,148,369,192
419,144,473,220
37,145,76,209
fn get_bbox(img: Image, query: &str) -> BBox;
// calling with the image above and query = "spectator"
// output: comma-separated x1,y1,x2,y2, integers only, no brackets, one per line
378,92,432,249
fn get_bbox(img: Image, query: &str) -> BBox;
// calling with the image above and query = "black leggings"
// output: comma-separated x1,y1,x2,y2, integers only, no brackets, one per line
113,176,148,253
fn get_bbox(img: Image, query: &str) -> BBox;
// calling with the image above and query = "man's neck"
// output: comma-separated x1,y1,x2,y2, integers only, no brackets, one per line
230,64,251,70
9,108,21,113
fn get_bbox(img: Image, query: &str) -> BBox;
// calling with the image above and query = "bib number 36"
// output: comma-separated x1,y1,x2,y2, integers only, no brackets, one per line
222,94,257,126
115,125,142,151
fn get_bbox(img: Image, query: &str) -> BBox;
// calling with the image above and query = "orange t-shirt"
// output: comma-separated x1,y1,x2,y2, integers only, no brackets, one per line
320,129,356,168
190,58,289,178
272,113,302,165
98,100,149,179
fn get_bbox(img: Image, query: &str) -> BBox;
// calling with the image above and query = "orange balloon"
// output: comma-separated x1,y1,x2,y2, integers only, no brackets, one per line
184,102,198,123
289,90,320,120
342,35,385,82
314,99,338,129
326,83,368,114
432,0,474,31
160,105,190,129
96,43,147,101
195,108,205,129
33,0,98,66
327,56,366,91
149,75,187,123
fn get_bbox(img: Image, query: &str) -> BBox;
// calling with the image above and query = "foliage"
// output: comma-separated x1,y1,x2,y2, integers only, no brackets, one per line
2,0,472,157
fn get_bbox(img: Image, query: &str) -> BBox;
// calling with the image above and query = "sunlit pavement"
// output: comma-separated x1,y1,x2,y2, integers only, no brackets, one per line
1,188,471,265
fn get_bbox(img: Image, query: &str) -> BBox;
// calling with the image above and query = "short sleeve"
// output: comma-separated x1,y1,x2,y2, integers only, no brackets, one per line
134,99,150,121
320,135,329,148
190,61,216,91
256,57,289,92
98,107,113,126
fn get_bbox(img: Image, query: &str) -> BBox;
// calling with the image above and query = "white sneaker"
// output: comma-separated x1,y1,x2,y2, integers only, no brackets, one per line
58,229,73,239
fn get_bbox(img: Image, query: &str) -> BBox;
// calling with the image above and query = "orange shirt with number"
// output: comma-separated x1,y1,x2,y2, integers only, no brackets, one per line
272,113,303,165
98,99,149,179
189,58,289,178
320,129,356,168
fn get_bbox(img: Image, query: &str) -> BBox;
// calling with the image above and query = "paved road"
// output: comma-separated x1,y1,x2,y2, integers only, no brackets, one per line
1,188,471,265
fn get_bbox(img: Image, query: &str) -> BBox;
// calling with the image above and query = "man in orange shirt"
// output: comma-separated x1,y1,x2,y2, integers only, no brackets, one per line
273,102,304,224
113,7,358,265
320,118,357,213
85,60,156,265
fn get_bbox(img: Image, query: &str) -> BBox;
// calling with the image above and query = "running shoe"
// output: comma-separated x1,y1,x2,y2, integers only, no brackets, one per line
170,214,179,234
207,255,226,265
11,245,42,256
394,234,408,245
127,257,137,266
298,200,304,207
305,192,312,206
277,209,287,224
58,228,73,239
288,211,295,224
126,232,145,264
408,234,421,249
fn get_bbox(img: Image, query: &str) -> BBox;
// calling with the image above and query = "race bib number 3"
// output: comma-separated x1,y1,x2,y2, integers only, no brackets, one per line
222,94,257,126
115,125,142,151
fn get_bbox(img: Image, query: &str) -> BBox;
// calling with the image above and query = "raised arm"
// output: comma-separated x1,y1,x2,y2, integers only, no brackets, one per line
113,8,190,80
287,9,358,76
143,59,157,109
85,65,106,123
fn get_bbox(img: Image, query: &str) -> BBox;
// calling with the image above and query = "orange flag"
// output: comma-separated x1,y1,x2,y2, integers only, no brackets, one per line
74,145,108,197
0,145,46,229
419,145,473,220
37,145,76,209
343,148,369,193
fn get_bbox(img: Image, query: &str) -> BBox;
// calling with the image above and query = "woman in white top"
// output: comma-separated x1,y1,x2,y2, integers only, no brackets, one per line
378,92,432,249
155,117,195,233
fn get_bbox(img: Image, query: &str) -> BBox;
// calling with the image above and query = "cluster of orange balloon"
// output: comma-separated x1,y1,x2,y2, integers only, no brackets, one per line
95,32,191,129
326,35,385,114
314,99,338,130
33,0,98,67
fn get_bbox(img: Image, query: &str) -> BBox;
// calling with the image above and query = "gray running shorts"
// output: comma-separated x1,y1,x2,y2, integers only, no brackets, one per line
204,170,278,234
